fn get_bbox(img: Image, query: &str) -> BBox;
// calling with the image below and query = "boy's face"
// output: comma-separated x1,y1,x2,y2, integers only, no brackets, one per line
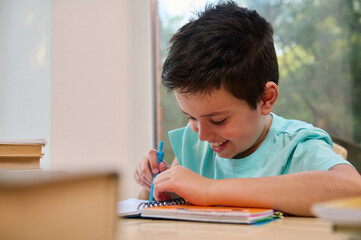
175,87,270,159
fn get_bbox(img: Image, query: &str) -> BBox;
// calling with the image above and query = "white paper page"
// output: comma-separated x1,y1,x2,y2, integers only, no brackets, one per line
117,198,148,216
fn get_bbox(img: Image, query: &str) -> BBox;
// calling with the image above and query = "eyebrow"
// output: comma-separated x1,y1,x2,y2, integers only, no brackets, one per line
181,110,229,118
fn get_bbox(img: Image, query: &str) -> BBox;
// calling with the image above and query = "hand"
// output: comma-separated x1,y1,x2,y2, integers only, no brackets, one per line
134,149,170,191
153,165,214,205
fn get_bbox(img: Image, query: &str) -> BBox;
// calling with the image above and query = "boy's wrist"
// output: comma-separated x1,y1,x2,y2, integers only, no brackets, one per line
205,178,238,206
204,178,217,206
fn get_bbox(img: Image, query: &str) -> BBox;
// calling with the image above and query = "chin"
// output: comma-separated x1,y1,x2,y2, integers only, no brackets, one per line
216,152,233,159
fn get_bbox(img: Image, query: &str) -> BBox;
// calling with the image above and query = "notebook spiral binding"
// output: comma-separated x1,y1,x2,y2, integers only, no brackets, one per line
137,198,187,211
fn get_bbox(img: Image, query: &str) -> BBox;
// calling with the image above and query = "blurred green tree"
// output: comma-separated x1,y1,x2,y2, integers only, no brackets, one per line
248,0,361,143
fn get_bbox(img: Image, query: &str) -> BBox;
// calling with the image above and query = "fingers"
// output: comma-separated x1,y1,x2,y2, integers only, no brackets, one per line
134,163,151,191
148,149,170,174
154,190,172,201
134,148,171,192
133,155,153,190
140,154,154,184
153,168,172,185
152,170,176,200
159,161,170,172
152,166,210,206
148,149,160,174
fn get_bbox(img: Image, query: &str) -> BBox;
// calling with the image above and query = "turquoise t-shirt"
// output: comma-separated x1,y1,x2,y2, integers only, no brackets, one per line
168,113,351,179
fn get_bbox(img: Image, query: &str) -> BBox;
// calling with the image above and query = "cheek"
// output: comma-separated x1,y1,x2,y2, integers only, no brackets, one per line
231,123,259,144
221,129,236,140
221,122,250,142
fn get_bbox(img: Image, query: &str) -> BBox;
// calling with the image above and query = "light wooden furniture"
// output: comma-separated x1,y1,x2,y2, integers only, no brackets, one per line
116,217,353,240
333,142,348,159
332,137,361,173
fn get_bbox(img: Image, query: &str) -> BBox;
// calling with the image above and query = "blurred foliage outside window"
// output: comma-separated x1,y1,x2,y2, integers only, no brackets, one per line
156,0,361,163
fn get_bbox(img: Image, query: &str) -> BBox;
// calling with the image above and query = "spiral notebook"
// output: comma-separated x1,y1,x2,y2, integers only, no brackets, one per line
118,198,276,224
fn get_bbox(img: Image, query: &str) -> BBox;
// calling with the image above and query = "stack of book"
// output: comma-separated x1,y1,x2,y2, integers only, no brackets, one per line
0,139,46,170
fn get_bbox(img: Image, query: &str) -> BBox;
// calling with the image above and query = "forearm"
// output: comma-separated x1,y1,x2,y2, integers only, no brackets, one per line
207,166,361,216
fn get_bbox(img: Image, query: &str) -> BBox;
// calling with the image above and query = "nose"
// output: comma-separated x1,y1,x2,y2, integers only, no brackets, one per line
197,123,211,142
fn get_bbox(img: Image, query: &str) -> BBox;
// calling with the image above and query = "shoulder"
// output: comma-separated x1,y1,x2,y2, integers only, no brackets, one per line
269,114,351,172
270,113,332,145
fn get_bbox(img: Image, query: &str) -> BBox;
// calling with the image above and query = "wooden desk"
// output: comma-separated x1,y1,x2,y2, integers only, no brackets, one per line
116,217,351,240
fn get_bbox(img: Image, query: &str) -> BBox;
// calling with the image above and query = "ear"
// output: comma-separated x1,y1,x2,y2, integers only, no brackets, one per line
261,81,278,115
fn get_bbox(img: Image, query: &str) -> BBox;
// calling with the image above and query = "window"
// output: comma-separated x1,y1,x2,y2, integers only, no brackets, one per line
156,0,361,163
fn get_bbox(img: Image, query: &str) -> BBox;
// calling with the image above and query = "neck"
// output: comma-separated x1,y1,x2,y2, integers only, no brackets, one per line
233,114,272,159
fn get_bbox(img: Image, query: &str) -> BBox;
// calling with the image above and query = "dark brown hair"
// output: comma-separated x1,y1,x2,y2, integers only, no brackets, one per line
162,0,279,109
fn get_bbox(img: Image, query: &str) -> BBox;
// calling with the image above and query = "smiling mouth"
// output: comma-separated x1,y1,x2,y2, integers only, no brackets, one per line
209,140,228,147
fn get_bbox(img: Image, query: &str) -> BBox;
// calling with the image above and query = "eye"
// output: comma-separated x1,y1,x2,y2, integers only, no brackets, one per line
187,115,196,121
211,118,226,126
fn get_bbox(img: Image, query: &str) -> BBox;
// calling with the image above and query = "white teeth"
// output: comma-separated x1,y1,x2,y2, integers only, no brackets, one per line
210,141,226,147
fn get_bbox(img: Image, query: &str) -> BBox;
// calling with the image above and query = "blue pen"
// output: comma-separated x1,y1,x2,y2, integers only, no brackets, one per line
149,141,164,203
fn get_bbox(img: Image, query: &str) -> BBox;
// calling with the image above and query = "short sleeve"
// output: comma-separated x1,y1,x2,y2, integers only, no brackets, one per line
288,138,352,173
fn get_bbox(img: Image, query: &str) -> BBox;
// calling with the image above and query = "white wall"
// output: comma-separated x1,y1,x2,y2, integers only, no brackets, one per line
51,0,154,199
0,0,52,170
0,0,154,199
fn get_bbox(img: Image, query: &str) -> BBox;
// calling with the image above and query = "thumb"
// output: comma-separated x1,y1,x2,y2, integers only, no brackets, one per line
159,161,170,172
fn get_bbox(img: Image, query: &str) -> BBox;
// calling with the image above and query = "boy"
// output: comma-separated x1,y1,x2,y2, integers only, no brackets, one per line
134,1,361,216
